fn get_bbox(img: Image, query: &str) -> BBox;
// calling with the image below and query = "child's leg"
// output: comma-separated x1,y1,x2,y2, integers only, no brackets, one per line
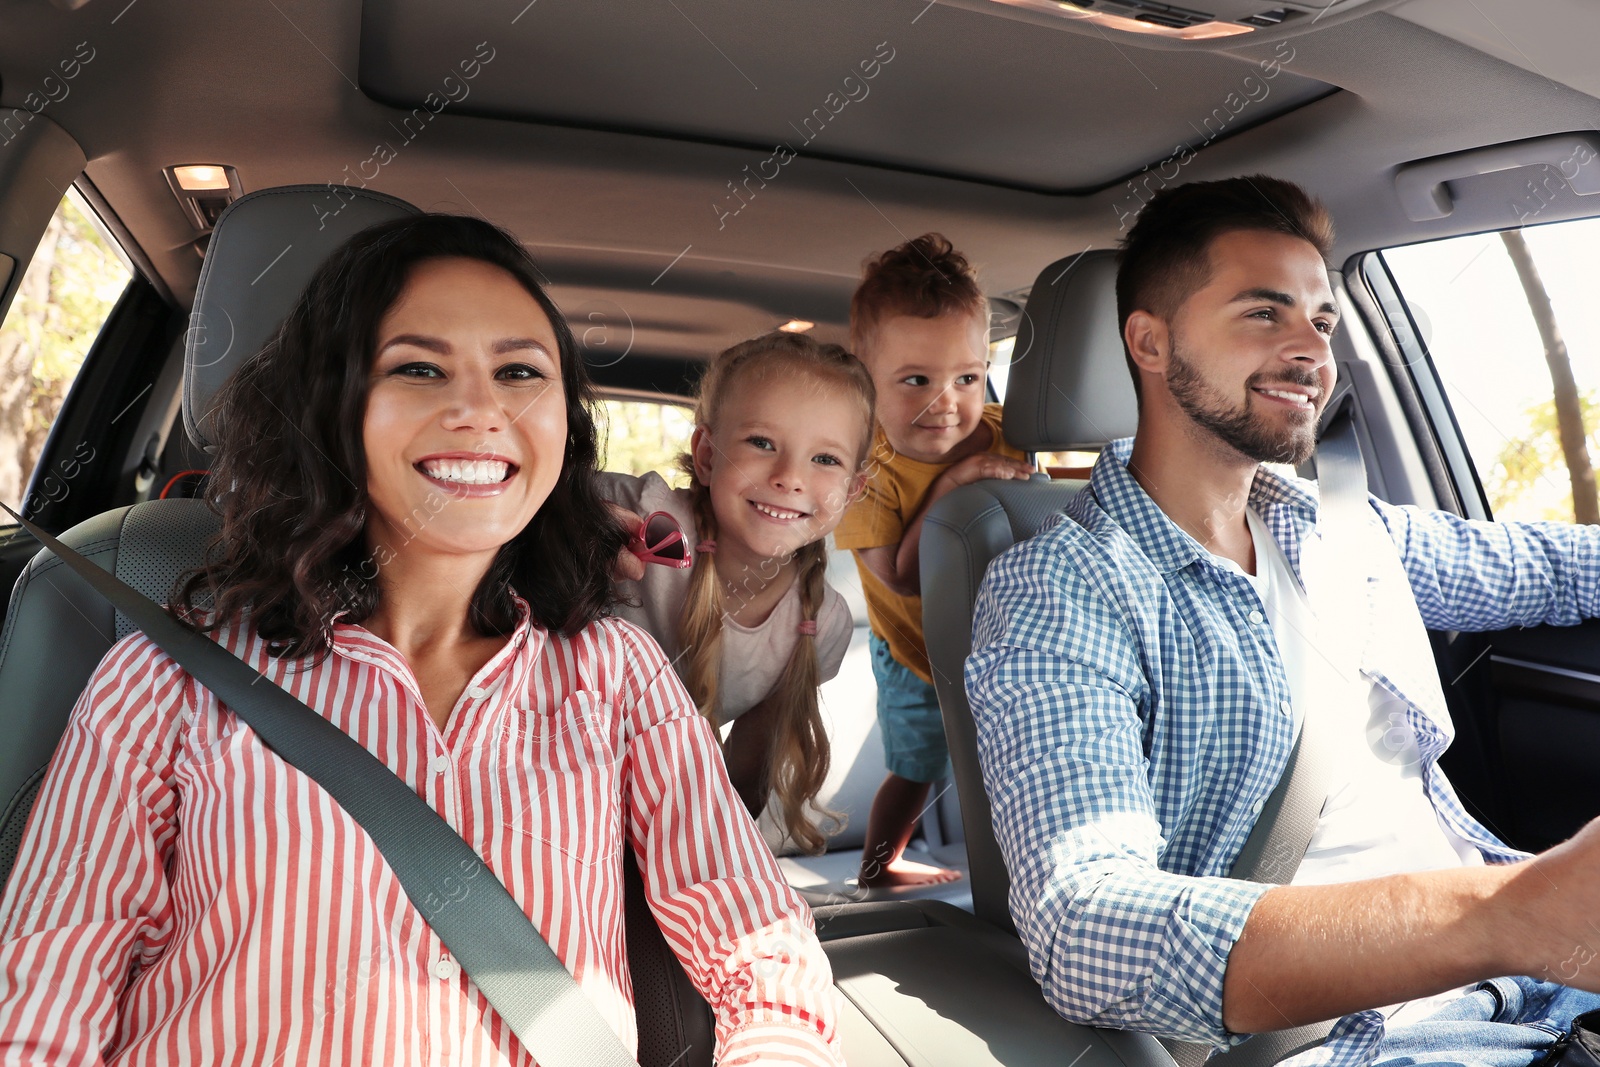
859,634,961,887
859,773,960,886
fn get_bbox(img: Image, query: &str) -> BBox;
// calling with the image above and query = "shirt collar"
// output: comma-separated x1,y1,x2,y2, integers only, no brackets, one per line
328,590,542,686
1089,437,1322,574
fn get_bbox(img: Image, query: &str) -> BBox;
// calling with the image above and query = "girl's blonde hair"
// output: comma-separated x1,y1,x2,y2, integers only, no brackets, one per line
677,331,875,854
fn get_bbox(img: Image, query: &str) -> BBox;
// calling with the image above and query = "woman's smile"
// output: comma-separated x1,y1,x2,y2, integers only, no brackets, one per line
414,452,521,496
363,256,567,561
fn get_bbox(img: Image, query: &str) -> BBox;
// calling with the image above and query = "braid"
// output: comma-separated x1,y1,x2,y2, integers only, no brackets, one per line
763,540,840,854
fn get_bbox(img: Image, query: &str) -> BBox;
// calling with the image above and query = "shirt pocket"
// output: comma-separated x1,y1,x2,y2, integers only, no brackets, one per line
495,691,623,866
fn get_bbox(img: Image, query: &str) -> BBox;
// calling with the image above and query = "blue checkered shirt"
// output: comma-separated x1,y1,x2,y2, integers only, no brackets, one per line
967,438,1600,1067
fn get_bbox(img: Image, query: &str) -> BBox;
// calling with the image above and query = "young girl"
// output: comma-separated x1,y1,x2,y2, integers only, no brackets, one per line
599,333,875,855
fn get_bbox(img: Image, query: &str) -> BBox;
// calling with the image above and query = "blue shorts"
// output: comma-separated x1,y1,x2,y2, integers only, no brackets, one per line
869,633,950,784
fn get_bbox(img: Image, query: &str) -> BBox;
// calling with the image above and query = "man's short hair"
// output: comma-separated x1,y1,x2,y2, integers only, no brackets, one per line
1115,175,1335,400
849,233,988,360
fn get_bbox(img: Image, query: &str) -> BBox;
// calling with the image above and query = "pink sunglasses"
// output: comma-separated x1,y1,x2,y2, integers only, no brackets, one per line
628,511,693,569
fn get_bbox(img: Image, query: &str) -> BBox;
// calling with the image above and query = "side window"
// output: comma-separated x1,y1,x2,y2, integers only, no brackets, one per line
1382,217,1600,524
987,334,1016,402
0,188,133,514
597,397,695,486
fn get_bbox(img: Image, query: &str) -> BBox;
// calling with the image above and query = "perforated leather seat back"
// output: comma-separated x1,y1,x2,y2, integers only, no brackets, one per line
0,499,218,886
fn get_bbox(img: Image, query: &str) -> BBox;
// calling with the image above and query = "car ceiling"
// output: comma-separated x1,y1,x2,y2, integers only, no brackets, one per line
2,0,1600,373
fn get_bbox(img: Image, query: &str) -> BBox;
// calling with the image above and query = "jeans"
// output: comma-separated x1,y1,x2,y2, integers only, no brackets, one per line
867,632,950,783
1373,977,1600,1067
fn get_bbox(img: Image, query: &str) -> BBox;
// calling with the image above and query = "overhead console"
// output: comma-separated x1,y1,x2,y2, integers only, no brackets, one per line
948,0,1404,47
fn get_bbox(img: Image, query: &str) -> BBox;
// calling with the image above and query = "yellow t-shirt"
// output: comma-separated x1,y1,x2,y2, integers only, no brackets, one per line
833,403,1025,683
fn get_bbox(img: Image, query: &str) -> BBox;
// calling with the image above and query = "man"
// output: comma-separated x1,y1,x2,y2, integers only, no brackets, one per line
966,174,1600,1067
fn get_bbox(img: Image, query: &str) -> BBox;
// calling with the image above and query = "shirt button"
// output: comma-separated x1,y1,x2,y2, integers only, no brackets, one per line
1279,700,1292,717
1248,610,1265,624
430,754,450,773
1251,798,1266,816
433,956,460,981
467,686,488,699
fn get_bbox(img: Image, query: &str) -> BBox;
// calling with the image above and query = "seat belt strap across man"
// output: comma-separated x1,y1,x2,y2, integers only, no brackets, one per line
1165,400,1368,1067
0,501,640,1067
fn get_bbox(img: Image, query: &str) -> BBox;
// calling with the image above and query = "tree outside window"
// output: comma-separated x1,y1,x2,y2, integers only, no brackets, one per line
0,189,132,510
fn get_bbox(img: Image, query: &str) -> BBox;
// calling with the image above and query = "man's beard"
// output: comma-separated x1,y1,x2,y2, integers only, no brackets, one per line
1166,340,1321,466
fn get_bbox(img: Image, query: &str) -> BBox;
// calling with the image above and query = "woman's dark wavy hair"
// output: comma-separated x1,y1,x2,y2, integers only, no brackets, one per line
173,213,629,658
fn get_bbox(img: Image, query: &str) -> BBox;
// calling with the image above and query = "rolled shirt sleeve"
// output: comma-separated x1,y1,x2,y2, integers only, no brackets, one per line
614,622,844,1066
967,537,1271,1047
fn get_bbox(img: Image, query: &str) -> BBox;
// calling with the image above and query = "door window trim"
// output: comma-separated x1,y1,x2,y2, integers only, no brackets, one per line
1356,251,1490,521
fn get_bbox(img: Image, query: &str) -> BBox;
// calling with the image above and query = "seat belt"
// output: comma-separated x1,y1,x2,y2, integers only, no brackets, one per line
0,502,639,1067
1164,403,1368,1067
1227,401,1369,889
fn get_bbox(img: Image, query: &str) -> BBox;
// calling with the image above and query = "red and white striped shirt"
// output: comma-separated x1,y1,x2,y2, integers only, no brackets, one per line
0,600,842,1065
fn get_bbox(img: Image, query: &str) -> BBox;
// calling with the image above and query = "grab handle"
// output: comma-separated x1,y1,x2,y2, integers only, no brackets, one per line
1394,133,1600,221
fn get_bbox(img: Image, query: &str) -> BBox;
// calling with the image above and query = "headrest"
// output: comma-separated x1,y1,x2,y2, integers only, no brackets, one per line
1002,249,1139,452
183,185,422,451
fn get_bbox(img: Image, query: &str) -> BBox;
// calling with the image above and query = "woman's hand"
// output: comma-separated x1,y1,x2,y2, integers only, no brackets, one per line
605,502,648,582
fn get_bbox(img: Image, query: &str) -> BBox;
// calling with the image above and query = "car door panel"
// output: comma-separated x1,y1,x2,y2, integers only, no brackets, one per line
1477,621,1600,851
1361,239,1600,856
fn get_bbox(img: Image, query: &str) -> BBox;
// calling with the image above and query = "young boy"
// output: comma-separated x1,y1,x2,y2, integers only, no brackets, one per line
834,233,1034,888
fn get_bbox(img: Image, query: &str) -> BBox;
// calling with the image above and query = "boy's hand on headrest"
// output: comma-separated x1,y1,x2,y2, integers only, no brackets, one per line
939,454,1035,490
604,502,648,582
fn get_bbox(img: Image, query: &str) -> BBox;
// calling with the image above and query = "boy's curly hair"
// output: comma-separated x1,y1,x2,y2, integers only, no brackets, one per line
848,233,988,359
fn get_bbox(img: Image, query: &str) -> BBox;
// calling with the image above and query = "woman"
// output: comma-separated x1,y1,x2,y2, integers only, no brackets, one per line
0,215,843,1065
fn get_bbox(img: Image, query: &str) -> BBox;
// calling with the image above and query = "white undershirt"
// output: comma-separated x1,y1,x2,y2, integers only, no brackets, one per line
1223,510,1482,1025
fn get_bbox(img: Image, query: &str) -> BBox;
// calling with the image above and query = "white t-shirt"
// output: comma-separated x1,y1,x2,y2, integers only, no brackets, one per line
1224,510,1481,1024
595,471,853,722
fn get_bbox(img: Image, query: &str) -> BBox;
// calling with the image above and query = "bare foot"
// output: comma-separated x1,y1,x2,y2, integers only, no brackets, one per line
858,857,963,888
